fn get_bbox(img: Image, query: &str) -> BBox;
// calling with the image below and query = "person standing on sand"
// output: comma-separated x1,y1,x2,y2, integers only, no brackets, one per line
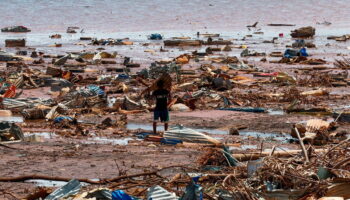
152,80,171,134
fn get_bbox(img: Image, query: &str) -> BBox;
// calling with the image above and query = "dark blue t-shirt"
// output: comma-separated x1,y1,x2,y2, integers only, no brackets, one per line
153,89,170,110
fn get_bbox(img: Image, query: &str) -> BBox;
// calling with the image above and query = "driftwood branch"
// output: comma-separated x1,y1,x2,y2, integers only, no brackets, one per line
294,128,309,163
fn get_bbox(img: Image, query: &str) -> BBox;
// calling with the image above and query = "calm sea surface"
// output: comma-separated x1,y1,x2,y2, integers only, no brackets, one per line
0,0,349,46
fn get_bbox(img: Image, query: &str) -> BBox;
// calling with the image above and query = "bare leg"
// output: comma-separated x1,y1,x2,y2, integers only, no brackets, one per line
153,122,157,134
164,122,168,131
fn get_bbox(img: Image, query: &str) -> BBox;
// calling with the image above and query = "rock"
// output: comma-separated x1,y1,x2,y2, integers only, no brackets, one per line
290,26,315,38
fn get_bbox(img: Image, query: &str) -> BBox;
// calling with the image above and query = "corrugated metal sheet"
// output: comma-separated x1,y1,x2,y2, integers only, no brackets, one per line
147,185,177,200
3,98,28,109
45,179,81,200
63,85,104,100
3,98,53,110
59,85,106,108
164,125,220,144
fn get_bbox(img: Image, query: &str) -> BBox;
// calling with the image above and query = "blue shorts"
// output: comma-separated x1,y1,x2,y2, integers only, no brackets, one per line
154,109,169,122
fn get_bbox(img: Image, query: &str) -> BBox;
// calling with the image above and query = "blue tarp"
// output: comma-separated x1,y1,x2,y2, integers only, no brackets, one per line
112,190,137,200
284,47,308,58
54,116,74,123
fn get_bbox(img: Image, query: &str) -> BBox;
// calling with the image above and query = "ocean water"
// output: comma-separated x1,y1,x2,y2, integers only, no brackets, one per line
0,0,349,56
0,0,349,33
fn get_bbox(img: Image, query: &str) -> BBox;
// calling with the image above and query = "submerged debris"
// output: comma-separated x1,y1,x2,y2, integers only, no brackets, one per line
1,25,31,32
